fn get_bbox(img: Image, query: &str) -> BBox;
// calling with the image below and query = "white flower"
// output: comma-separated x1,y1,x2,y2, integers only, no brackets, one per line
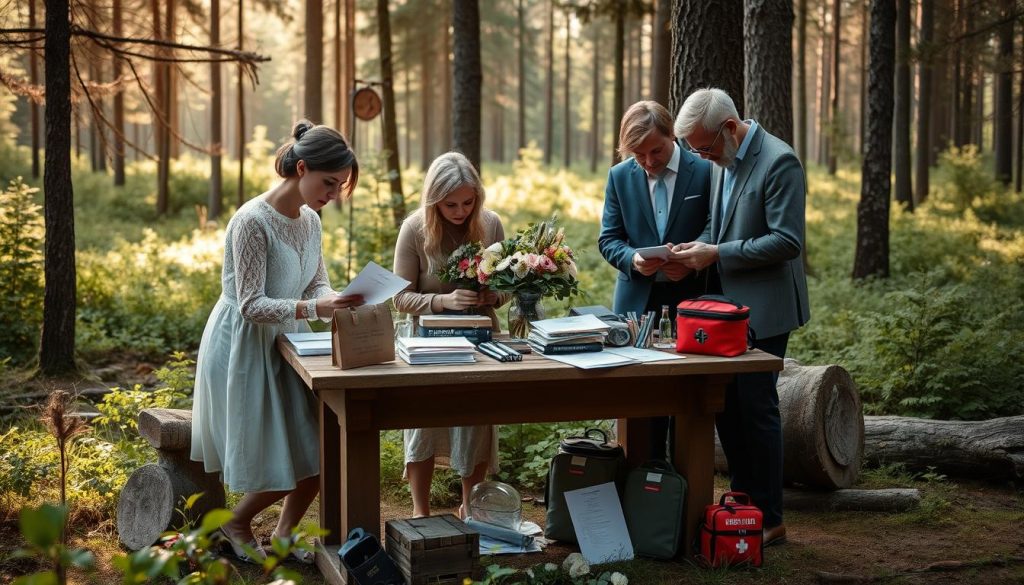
525,569,534,579
562,553,584,571
512,255,530,279
496,255,514,271
486,241,503,254
478,256,496,275
544,563,558,572
610,572,628,585
567,260,578,279
568,559,590,578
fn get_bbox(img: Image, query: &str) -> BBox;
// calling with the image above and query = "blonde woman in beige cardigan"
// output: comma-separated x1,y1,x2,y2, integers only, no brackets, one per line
392,152,508,518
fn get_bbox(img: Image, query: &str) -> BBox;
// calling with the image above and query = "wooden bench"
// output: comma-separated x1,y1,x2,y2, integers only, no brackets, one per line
117,408,226,550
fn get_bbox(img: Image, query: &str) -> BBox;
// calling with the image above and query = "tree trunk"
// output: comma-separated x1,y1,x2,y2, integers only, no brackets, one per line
236,0,245,207
590,21,601,174
633,11,642,100
305,0,324,122
452,0,482,171
669,0,744,118
112,0,125,186
209,0,223,220
29,0,41,179
164,0,178,161
958,3,973,146
344,0,355,140
744,0,794,146
782,488,921,512
543,0,554,165
853,0,895,281
403,35,410,168
893,0,913,210
517,0,526,153
827,0,840,174
914,0,933,205
563,8,571,168
818,0,831,167
612,1,624,165
377,0,405,228
797,0,808,162
993,0,1014,185
1017,27,1024,194
863,415,1024,481
651,0,670,107
41,0,77,375
420,27,434,169
334,0,342,130
494,66,505,162
154,0,170,215
442,14,453,152
860,0,869,156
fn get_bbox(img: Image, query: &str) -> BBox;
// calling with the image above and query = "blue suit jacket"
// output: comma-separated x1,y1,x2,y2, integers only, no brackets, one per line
598,145,713,316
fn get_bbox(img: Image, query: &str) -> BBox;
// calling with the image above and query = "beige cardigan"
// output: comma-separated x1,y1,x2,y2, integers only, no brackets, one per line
392,208,509,331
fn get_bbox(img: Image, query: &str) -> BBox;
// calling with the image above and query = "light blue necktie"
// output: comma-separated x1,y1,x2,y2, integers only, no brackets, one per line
654,174,668,241
721,165,737,227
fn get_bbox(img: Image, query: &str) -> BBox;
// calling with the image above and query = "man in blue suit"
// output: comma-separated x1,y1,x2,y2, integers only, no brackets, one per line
673,88,811,547
598,100,713,460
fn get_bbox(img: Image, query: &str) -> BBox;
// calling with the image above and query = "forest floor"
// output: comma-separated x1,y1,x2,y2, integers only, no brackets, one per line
1,364,1023,584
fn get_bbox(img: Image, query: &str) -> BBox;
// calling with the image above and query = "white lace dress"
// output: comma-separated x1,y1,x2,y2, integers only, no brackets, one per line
191,197,334,493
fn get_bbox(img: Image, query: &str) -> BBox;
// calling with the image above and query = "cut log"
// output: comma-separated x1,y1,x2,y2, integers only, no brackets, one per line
118,408,226,550
863,415,1024,481
715,360,864,489
783,488,920,512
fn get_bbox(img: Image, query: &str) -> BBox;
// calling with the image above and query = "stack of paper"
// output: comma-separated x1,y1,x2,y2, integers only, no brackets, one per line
283,331,332,356
527,314,611,355
396,336,477,365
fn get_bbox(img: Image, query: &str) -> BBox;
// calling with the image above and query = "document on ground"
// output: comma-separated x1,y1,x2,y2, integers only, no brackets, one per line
563,482,634,564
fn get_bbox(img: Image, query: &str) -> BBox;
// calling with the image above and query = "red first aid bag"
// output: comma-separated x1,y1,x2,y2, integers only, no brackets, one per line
699,491,764,568
675,295,752,357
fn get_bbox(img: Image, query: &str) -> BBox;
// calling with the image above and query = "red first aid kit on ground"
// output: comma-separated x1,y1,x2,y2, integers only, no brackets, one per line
699,491,764,568
676,295,752,357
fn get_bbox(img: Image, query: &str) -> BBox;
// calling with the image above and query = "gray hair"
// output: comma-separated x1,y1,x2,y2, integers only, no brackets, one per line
674,88,740,138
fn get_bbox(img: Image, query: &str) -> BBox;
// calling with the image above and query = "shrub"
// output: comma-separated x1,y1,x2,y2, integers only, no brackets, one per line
0,177,44,363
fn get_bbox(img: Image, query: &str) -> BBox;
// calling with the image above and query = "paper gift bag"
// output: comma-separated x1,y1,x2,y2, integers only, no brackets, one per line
331,303,395,370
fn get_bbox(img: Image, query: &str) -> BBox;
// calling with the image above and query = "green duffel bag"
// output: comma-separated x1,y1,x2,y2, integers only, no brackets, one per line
623,460,687,559
544,428,626,543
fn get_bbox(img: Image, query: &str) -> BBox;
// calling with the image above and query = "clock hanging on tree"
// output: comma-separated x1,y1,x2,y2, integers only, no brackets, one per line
352,87,382,121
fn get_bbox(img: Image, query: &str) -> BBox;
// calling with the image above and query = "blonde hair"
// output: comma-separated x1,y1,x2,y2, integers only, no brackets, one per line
420,152,487,270
617,101,674,159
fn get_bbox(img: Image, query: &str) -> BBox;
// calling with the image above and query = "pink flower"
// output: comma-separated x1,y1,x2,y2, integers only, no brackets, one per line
458,258,471,273
539,255,558,272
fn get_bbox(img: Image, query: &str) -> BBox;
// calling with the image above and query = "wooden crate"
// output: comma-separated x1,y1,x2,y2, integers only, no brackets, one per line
384,514,479,585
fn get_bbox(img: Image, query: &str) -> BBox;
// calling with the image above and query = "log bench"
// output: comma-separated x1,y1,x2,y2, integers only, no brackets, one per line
117,408,226,551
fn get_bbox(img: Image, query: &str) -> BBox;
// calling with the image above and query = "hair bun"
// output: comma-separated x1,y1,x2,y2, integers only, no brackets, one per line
293,120,314,141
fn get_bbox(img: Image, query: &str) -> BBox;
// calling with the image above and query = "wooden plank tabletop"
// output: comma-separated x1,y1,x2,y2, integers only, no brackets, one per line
277,335,783,392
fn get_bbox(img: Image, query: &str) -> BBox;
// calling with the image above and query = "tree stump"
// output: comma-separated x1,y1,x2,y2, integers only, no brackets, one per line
782,488,920,512
117,408,226,551
715,359,864,489
863,415,1024,481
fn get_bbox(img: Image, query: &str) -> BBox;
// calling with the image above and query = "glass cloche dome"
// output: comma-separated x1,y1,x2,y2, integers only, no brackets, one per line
467,480,522,530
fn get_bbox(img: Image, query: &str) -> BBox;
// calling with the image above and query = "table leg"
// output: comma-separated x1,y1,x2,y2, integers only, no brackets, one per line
672,375,729,558
619,417,652,469
319,397,342,546
339,399,382,538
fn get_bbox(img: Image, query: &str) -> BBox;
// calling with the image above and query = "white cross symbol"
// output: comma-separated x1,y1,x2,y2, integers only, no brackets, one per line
736,538,748,554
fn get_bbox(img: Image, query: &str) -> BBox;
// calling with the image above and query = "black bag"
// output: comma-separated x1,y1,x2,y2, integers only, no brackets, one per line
544,428,626,543
622,459,687,559
338,528,406,585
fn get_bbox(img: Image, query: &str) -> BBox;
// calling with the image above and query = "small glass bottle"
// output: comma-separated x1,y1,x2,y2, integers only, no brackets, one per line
656,305,674,349
394,312,413,340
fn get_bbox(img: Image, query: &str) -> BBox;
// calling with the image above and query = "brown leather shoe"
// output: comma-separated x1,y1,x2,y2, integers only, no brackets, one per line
763,523,787,547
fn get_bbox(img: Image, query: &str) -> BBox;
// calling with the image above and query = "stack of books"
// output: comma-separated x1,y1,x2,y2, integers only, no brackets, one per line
283,331,333,356
396,336,477,365
418,314,493,345
526,314,611,355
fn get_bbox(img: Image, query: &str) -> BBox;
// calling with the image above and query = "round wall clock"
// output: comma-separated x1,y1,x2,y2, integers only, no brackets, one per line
352,87,382,121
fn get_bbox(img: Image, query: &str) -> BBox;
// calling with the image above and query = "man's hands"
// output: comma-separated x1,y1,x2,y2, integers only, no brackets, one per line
441,288,499,311
670,241,719,271
632,245,693,281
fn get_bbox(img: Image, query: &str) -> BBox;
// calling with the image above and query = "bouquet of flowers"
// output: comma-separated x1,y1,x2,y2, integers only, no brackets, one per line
437,242,486,291
477,216,579,299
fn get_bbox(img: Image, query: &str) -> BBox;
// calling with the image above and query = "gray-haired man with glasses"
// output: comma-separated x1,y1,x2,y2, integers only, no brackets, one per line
671,88,810,548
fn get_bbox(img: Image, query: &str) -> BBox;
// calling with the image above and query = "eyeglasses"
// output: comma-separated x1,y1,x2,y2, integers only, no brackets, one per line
684,122,727,155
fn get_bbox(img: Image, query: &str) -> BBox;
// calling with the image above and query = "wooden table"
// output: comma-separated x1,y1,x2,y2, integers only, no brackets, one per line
277,338,782,583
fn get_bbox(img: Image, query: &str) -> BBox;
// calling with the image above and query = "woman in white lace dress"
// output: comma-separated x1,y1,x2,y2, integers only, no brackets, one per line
393,152,508,518
191,120,363,563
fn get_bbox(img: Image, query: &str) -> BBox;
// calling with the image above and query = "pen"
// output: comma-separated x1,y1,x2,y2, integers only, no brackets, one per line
492,341,523,361
476,344,506,362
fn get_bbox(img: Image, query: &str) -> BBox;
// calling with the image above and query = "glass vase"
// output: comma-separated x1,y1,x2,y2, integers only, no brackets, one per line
507,292,545,339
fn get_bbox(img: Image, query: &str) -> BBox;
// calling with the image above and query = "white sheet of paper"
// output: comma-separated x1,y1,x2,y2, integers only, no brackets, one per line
537,351,637,369
634,245,670,260
337,261,411,305
563,482,634,564
529,314,611,336
604,346,686,362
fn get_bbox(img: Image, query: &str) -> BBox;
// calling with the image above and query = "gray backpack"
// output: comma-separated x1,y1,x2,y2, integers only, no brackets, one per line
544,428,626,543
623,460,687,559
